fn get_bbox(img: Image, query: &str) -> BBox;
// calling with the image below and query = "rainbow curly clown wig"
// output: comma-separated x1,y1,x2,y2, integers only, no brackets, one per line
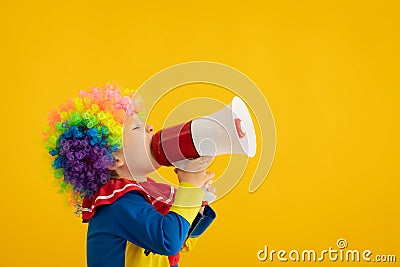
42,83,143,212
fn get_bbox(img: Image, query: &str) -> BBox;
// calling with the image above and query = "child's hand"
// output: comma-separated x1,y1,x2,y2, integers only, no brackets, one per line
174,168,215,188
180,156,214,172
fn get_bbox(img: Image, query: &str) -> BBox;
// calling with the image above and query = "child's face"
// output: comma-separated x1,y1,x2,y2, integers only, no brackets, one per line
122,114,161,179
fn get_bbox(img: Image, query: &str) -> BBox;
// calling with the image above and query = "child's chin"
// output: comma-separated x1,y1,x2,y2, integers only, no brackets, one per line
153,161,162,171
150,162,162,172
148,155,162,170
140,162,161,175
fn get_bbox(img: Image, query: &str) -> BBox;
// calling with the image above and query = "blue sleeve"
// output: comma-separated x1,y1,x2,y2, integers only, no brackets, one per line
110,191,191,256
188,205,216,238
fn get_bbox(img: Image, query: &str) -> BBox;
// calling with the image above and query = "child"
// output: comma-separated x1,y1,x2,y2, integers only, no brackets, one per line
43,83,216,267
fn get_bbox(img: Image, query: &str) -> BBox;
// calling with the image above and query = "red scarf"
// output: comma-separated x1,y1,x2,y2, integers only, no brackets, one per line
81,178,180,266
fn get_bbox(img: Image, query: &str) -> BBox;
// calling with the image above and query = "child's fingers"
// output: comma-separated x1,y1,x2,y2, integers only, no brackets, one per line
203,172,215,185
206,172,215,179
184,156,215,172
174,168,215,187
199,156,215,164
207,186,216,193
174,168,184,175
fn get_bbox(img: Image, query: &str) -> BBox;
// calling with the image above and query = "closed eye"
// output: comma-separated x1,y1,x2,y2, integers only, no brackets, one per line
132,126,140,131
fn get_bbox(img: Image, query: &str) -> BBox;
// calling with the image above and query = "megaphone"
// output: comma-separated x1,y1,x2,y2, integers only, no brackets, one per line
151,96,256,171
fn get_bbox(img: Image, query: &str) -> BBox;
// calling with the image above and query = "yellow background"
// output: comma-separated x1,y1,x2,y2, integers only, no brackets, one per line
1,0,399,266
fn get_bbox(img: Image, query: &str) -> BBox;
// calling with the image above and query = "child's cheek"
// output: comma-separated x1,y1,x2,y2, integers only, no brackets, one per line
123,130,156,176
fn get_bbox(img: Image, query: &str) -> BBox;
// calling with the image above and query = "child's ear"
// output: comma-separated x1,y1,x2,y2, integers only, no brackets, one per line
107,153,125,170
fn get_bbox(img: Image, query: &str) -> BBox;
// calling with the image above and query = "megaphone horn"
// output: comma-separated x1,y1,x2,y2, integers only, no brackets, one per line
151,96,256,169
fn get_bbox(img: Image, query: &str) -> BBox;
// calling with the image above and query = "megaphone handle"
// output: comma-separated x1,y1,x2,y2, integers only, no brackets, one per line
201,185,217,203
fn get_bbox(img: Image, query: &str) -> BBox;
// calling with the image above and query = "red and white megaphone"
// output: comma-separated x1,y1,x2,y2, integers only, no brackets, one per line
151,96,256,171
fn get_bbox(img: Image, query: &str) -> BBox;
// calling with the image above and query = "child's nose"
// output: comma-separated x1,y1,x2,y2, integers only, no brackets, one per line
146,125,154,133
